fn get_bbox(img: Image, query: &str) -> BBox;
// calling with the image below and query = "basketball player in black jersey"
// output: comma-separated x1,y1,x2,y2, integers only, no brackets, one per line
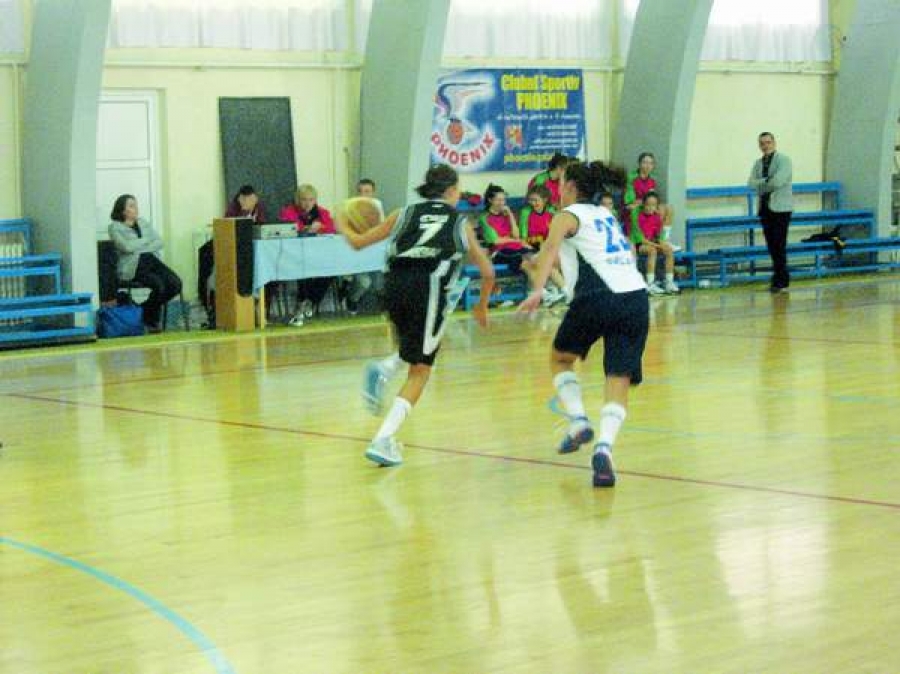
337,165,495,467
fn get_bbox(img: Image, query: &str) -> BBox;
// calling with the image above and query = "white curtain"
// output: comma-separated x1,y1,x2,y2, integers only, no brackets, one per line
621,0,831,62
355,0,611,59
0,0,25,53
443,0,612,60
108,0,347,51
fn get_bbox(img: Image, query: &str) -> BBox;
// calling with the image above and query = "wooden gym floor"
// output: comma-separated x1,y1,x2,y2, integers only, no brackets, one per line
1,276,899,673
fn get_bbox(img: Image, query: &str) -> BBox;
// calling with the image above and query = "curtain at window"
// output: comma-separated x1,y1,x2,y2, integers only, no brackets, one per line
620,0,832,62
0,0,25,53
443,0,612,60
354,0,612,60
108,0,347,51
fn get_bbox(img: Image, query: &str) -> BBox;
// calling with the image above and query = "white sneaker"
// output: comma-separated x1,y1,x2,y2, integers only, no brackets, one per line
648,282,666,296
541,287,565,307
288,314,305,327
300,299,314,318
664,280,680,294
365,437,403,467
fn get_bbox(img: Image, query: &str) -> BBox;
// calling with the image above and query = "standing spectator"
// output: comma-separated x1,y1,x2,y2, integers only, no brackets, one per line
108,194,182,332
225,184,267,223
748,132,793,292
632,192,679,296
528,153,571,207
624,152,673,238
280,184,336,324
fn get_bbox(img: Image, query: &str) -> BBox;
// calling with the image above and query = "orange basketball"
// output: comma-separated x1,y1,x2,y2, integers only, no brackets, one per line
340,197,384,234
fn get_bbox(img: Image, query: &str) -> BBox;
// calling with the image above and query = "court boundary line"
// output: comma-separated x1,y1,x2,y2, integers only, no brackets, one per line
0,536,236,674
8,392,900,513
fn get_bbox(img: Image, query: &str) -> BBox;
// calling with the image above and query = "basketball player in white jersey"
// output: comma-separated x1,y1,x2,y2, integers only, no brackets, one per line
338,164,495,468
519,161,649,487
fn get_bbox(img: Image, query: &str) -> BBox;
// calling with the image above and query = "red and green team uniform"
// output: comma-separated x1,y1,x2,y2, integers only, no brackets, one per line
528,170,562,206
478,212,527,252
624,170,657,235
632,210,663,246
518,205,557,248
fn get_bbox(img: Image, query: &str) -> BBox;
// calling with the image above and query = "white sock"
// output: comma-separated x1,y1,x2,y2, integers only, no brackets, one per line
553,371,586,419
597,402,627,449
666,273,675,284
646,272,654,285
374,397,412,441
379,353,403,379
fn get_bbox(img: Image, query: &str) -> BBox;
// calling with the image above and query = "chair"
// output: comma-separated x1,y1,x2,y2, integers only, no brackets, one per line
97,241,190,332
119,279,190,332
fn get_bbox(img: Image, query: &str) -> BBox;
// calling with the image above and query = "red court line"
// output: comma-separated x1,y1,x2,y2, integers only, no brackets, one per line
9,392,900,513
14,334,536,397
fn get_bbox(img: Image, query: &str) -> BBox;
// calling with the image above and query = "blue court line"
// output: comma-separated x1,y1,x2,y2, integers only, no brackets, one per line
0,537,236,674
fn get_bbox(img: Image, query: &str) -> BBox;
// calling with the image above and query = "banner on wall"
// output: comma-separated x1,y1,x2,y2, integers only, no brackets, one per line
430,68,586,173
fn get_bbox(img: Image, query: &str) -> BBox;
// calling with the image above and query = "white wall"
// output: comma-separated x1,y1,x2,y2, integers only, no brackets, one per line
100,58,360,294
0,64,22,218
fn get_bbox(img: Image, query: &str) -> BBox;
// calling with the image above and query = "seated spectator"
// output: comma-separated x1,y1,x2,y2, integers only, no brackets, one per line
528,152,571,207
356,178,377,199
632,192,679,296
225,184,267,223
280,184,335,234
279,184,336,325
518,184,555,249
108,194,182,332
624,152,673,236
339,178,382,315
479,184,531,272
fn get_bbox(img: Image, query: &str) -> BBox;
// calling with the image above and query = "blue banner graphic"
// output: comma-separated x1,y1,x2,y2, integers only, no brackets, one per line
430,68,586,173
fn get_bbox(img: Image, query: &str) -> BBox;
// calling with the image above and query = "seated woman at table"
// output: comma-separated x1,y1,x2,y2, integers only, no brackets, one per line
280,184,335,234
279,184,336,325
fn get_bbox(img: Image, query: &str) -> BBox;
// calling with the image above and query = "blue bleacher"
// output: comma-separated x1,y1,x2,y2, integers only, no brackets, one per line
461,264,528,310
682,181,900,287
0,219,95,348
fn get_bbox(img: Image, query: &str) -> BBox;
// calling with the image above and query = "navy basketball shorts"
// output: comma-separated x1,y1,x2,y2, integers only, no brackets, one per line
553,288,650,385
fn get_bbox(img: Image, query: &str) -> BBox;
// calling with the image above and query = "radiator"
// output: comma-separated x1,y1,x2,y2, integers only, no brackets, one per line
0,232,26,326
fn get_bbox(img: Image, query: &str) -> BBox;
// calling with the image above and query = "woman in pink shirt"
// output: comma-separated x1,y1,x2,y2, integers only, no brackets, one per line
279,184,336,324
624,152,673,236
631,192,679,295
280,184,335,234
478,184,531,272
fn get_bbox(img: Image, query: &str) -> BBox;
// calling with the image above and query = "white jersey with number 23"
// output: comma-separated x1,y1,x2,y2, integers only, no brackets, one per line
559,203,647,297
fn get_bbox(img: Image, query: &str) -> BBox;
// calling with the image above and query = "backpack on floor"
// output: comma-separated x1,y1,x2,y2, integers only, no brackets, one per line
97,304,145,338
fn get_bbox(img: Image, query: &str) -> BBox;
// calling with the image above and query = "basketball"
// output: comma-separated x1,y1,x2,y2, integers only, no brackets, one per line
339,197,384,234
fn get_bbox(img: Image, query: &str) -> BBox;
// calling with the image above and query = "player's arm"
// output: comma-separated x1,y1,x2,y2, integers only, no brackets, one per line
464,222,494,328
517,211,577,314
337,209,400,250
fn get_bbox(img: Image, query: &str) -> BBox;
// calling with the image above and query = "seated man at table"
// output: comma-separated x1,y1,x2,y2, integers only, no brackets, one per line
279,184,336,325
339,178,382,314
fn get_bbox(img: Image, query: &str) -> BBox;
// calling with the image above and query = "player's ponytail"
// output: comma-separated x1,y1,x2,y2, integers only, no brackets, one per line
565,160,626,204
416,164,459,199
